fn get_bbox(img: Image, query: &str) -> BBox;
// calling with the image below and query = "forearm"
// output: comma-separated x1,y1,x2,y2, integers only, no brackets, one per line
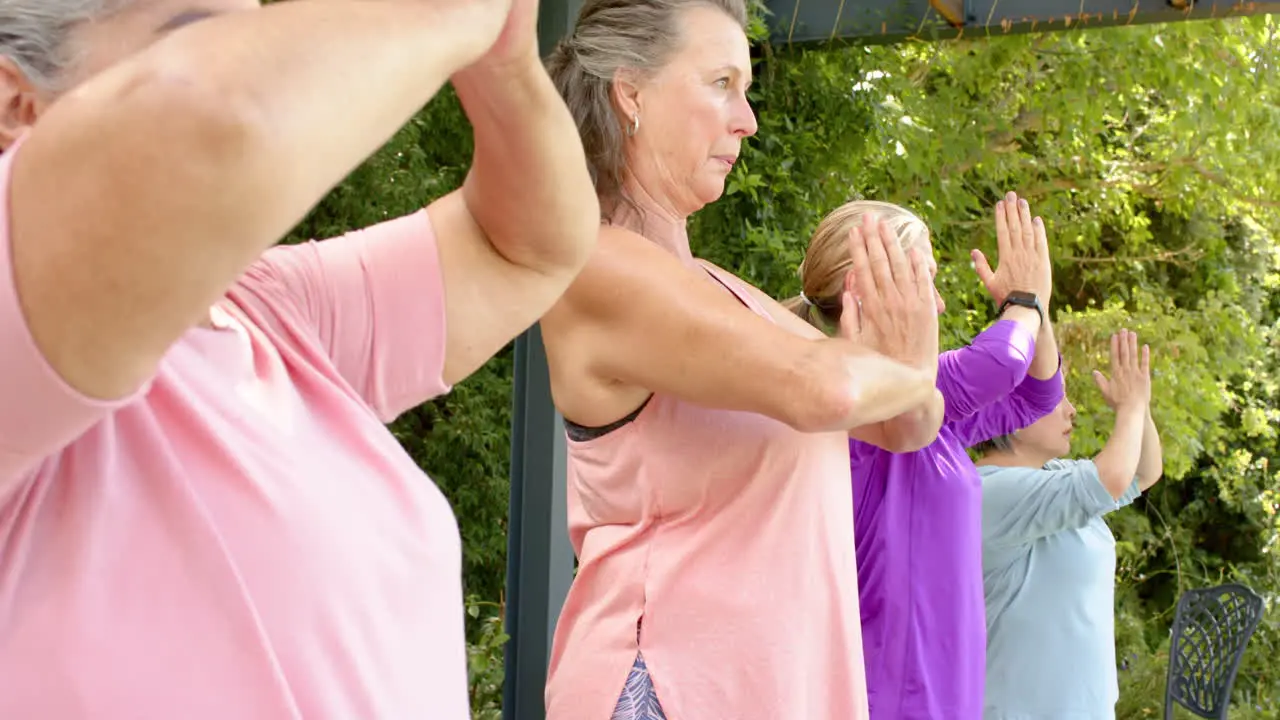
1027,313,1060,380
1136,407,1164,489
938,320,1036,420
997,304,1042,339
830,341,940,435
453,54,600,274
148,1,498,242
790,338,937,434
1093,404,1146,499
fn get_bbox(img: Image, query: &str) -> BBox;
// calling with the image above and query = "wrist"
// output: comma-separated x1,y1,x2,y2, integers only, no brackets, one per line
998,304,1042,333
914,359,939,384
1116,401,1146,416
997,290,1045,326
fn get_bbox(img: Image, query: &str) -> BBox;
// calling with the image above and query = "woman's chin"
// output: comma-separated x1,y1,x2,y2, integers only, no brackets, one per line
695,178,728,205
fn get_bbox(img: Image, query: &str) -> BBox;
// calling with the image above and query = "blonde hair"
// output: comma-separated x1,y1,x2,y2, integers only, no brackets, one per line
783,199,931,332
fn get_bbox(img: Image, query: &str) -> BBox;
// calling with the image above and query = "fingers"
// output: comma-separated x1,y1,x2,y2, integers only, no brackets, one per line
971,248,998,294
862,215,896,297
1002,192,1023,249
909,247,932,305
882,222,914,296
1092,369,1109,393
1033,214,1050,255
1032,214,1051,299
847,226,875,307
994,196,1012,260
971,248,993,281
1109,329,1148,377
1016,194,1034,247
839,291,861,340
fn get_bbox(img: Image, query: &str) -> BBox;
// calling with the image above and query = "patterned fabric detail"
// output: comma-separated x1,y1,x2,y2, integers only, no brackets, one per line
611,652,667,720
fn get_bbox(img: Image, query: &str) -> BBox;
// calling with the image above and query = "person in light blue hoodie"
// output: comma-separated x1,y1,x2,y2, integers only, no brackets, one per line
973,328,1165,720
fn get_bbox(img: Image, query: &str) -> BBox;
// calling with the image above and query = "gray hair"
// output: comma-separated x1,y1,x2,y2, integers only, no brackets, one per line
0,0,123,92
545,0,747,219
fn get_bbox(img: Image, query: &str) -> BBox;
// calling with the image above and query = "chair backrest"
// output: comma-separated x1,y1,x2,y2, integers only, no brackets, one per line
1164,583,1266,719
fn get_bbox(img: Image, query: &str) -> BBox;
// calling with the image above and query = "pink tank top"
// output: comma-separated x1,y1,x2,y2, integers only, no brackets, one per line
544,265,870,720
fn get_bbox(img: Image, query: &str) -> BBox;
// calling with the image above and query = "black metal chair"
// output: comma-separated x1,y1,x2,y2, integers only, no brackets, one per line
1164,583,1266,719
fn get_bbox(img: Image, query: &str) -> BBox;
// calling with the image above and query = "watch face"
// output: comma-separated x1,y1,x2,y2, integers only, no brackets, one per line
1007,291,1037,303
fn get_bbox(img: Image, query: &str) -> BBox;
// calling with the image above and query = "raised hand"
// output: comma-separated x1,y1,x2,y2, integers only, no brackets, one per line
840,213,940,380
971,191,1053,309
1092,329,1152,411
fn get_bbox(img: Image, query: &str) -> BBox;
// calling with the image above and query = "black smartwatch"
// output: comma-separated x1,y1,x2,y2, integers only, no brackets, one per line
997,290,1044,325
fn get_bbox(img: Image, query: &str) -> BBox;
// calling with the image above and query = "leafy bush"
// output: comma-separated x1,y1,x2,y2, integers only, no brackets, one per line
466,597,509,720
289,13,1280,715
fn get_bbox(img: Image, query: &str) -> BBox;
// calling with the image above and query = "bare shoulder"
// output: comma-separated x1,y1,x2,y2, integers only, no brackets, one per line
551,224,696,318
693,259,824,339
540,224,682,426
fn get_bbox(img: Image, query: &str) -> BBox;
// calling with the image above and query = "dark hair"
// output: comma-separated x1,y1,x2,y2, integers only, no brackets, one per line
972,433,1016,458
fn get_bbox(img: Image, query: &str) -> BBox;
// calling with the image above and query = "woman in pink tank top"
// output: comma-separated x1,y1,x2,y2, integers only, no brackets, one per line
540,2,948,717
0,0,599,717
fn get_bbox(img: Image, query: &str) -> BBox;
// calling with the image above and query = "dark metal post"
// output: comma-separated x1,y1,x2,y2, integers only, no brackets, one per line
503,327,574,720
503,4,582,719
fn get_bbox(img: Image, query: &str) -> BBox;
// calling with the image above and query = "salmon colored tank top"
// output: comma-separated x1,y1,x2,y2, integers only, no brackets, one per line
544,265,870,720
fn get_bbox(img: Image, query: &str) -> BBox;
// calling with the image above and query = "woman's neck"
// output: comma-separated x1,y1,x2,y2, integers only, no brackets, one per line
975,448,1055,470
611,180,693,262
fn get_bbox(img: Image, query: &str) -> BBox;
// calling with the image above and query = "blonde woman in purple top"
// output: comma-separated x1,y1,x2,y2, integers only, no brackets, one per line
787,192,1063,719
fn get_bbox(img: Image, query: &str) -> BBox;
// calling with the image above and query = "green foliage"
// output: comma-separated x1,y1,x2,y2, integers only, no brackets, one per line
466,597,509,720
290,12,1280,715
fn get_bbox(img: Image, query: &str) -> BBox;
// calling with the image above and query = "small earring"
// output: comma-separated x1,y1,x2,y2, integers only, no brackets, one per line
626,114,640,137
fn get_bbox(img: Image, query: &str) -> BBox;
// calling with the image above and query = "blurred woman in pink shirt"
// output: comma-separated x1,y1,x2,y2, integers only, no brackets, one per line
0,0,598,717
540,1,946,717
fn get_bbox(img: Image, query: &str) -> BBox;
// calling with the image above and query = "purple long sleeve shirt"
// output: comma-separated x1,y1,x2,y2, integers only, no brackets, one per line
850,320,1064,720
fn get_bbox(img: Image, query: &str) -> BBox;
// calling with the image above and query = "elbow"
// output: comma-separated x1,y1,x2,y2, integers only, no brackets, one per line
878,388,945,453
519,208,600,282
1138,465,1164,489
871,425,929,454
467,177,602,279
1098,474,1129,501
1095,463,1135,501
544,193,603,276
882,411,943,453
